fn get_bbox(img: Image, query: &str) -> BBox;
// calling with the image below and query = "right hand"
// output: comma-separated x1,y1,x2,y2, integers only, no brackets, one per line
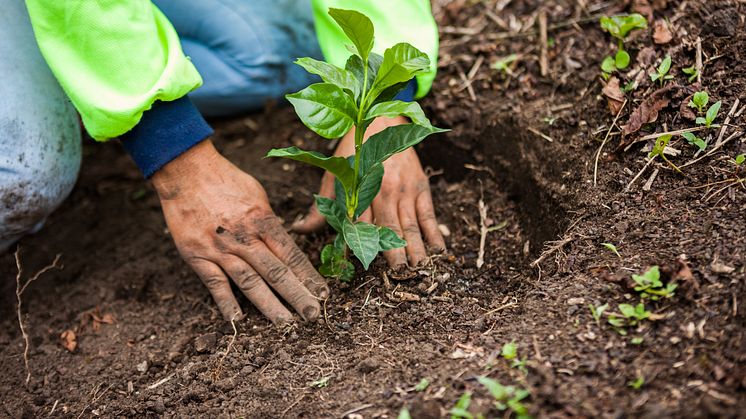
151,139,329,323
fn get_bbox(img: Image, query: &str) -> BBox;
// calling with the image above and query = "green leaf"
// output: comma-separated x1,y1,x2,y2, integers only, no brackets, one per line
681,132,707,151
360,124,448,172
328,8,374,61
266,147,355,194
366,101,434,129
600,14,647,40
379,226,406,251
602,242,621,258
355,162,384,217
706,100,722,126
618,303,636,318
346,53,383,95
286,83,358,139
689,91,709,112
648,134,671,158
607,316,625,327
294,57,359,99
342,219,380,269
319,236,355,282
735,154,745,165
398,408,412,419
601,56,616,73
315,196,346,233
478,376,509,401
615,50,630,69
414,378,430,392
696,116,707,126
501,341,518,360
370,43,430,99
451,391,473,419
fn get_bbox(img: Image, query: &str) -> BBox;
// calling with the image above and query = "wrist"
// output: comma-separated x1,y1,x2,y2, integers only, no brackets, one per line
151,139,219,197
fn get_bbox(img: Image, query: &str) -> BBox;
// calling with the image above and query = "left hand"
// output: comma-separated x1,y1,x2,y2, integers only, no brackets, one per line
292,116,446,268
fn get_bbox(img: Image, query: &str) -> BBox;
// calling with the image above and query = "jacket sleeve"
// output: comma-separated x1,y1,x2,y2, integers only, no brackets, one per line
24,0,204,142
311,0,439,100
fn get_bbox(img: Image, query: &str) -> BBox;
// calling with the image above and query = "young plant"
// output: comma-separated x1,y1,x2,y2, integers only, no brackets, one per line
632,266,677,301
602,242,621,258
589,303,609,326
682,65,699,83
628,375,645,390
501,341,527,373
735,154,745,166
599,14,647,77
607,302,651,334
650,56,674,85
492,54,518,76
478,376,532,419
648,134,682,174
681,132,707,151
696,100,722,128
267,9,447,280
450,391,474,419
689,91,709,114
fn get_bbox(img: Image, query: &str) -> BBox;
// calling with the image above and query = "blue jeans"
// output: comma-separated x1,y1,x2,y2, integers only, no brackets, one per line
1,0,322,251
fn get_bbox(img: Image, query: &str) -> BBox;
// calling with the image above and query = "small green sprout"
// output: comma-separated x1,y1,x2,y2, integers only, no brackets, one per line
501,341,518,360
309,376,331,388
398,407,412,419
414,378,430,392
696,101,722,128
682,65,699,83
589,303,609,326
689,91,709,114
631,336,644,345
632,266,677,300
607,302,651,334
599,14,646,78
492,54,518,75
602,242,621,258
648,134,682,174
735,154,745,166
681,132,707,151
478,377,532,419
650,56,674,85
628,375,645,390
450,391,473,419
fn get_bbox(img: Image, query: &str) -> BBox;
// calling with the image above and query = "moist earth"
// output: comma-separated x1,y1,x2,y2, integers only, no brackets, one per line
1,0,745,418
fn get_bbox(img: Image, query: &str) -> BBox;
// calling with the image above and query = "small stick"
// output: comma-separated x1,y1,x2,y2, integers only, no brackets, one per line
476,198,489,269
15,248,62,385
625,156,657,192
594,99,628,186
341,404,374,417
695,37,703,85
530,236,573,268
146,373,175,390
642,168,660,191
213,317,238,379
538,9,549,77
715,99,740,148
527,126,554,142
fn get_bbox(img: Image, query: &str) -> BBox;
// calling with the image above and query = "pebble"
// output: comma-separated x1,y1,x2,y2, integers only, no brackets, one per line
195,332,218,353
136,361,148,373
566,297,585,305
438,224,451,237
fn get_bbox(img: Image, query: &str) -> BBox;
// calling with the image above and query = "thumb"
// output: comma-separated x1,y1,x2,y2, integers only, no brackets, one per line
292,172,335,234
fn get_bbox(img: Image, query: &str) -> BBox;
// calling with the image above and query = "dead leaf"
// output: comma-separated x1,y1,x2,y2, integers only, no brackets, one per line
680,95,696,121
710,260,735,274
60,330,77,353
602,77,625,115
622,85,676,138
653,20,673,44
632,0,653,21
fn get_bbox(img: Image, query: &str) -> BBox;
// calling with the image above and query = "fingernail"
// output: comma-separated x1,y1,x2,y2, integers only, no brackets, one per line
318,286,330,299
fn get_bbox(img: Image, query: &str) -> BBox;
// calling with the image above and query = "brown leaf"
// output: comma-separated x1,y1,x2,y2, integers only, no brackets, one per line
60,330,77,353
680,95,696,121
653,20,673,44
602,77,626,115
632,0,654,21
621,85,676,138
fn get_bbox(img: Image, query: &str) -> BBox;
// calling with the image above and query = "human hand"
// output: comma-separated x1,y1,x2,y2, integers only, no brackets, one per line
151,140,329,323
293,116,446,267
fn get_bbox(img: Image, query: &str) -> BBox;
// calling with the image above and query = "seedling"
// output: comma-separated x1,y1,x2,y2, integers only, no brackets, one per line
628,375,645,390
689,91,709,114
632,266,677,300
309,376,331,388
589,303,609,326
450,391,474,419
607,302,651,334
735,154,745,166
492,54,518,75
501,341,527,373
682,65,699,83
650,56,674,85
414,378,430,392
648,134,682,174
631,336,644,345
696,101,722,128
681,132,707,151
267,9,447,280
478,377,532,419
602,242,621,258
398,408,412,419
599,14,647,77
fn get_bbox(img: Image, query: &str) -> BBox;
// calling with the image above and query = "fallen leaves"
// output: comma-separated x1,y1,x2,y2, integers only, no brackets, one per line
602,77,626,115
622,85,676,138
653,20,673,44
60,330,77,352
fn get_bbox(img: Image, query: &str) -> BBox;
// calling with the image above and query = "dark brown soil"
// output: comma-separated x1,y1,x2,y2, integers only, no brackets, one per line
1,1,745,418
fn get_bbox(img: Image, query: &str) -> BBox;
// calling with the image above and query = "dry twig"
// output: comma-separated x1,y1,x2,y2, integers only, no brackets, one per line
14,248,62,385
594,99,628,186
213,316,238,379
538,9,549,77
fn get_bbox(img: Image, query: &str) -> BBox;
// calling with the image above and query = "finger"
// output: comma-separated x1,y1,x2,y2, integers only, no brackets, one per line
260,220,330,299
189,258,243,321
416,188,446,252
292,172,336,233
221,255,293,324
398,199,428,267
359,208,373,224
239,243,321,321
372,199,407,267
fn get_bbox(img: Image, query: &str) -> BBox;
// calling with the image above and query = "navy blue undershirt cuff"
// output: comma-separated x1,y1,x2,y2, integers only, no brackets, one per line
121,96,213,178
393,79,418,102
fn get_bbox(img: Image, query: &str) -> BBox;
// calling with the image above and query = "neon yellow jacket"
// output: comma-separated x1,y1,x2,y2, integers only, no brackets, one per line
24,0,439,142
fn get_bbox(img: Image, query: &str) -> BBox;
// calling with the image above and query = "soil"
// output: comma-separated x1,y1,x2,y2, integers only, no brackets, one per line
1,1,745,418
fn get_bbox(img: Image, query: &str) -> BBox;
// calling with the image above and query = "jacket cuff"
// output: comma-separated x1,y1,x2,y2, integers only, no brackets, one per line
120,96,213,178
393,79,418,102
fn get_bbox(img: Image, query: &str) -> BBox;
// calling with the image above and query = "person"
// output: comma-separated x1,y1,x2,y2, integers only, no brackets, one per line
1,0,445,323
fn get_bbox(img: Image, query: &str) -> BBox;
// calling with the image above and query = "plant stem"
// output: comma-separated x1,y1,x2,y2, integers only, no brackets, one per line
349,59,371,220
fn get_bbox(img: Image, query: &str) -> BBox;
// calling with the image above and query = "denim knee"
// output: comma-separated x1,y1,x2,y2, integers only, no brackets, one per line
0,0,82,252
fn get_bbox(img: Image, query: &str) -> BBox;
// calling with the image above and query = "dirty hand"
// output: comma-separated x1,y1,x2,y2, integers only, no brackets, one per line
293,116,446,267
151,139,329,323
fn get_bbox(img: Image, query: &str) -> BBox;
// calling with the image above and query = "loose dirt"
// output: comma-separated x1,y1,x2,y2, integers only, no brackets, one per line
1,1,744,417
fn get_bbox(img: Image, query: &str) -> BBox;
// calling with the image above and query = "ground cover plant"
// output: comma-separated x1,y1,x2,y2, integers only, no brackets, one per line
267,8,446,281
599,14,647,77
